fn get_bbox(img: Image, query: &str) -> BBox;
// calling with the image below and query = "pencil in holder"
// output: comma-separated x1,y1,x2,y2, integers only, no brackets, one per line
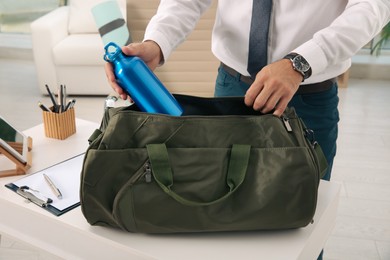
42,108,76,140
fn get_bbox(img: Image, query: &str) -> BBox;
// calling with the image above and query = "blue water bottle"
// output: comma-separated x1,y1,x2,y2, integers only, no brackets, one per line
103,42,183,116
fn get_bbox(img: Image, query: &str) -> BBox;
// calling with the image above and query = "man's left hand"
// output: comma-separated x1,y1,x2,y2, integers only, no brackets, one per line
244,59,303,117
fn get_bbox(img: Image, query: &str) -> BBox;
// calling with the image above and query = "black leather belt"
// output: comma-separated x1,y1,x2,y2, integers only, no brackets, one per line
220,63,336,95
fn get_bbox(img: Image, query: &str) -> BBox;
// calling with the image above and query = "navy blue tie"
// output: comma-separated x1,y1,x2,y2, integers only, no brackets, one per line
247,0,273,79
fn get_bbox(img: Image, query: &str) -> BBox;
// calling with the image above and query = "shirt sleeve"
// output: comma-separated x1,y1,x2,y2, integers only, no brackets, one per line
294,0,390,76
143,0,213,63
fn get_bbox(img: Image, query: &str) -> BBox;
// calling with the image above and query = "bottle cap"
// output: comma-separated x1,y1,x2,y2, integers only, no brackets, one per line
104,42,122,62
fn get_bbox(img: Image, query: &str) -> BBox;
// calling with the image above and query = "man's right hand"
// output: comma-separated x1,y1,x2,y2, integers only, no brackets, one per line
104,40,163,100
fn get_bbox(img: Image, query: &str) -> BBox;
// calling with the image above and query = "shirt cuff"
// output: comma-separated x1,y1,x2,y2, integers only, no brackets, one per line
293,40,328,77
143,30,174,66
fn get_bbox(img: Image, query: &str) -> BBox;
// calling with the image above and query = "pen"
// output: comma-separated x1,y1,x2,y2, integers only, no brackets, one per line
64,99,76,111
38,101,51,112
62,85,67,111
45,84,59,113
58,85,64,113
43,174,62,199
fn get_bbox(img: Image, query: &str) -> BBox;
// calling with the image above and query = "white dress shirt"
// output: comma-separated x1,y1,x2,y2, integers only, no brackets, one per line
144,0,390,84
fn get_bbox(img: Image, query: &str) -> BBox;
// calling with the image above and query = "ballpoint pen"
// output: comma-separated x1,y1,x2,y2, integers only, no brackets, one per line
43,174,63,199
38,101,52,112
62,85,67,111
58,85,64,113
64,99,76,111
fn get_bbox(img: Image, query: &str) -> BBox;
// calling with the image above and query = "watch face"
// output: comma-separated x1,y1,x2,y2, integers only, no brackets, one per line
293,56,310,72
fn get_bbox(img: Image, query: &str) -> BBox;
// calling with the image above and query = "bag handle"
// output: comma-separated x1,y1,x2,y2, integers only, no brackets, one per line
146,143,251,207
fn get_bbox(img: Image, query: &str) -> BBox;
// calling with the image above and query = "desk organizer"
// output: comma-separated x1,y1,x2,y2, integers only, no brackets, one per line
43,108,76,140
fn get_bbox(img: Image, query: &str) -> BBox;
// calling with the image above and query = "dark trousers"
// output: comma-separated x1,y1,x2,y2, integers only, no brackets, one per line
215,65,340,259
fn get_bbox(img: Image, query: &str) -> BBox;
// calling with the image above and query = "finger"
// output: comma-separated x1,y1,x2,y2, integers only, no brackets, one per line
113,85,127,101
251,85,275,111
244,81,264,107
120,93,128,101
104,63,115,81
272,98,289,117
260,93,281,114
121,43,140,56
104,63,128,100
104,63,118,87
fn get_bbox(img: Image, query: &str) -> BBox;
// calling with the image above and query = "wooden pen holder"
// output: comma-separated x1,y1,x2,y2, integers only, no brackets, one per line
43,108,76,140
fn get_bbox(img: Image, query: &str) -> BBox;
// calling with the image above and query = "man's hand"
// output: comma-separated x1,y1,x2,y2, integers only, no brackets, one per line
104,40,163,100
244,59,303,117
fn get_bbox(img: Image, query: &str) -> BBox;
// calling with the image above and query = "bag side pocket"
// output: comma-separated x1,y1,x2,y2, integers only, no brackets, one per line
80,148,147,228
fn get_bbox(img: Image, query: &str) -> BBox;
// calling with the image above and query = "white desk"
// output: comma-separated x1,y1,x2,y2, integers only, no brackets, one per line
0,119,341,260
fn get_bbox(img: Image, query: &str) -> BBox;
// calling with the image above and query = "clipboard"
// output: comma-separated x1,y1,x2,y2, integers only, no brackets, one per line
5,154,85,216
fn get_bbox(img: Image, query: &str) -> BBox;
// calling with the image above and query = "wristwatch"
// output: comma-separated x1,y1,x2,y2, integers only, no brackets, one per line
283,53,312,81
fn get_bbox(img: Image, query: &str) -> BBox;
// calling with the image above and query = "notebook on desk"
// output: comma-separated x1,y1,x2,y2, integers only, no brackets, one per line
5,154,84,216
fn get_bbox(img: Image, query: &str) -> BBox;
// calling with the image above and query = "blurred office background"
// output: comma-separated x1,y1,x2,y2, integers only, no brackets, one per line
0,1,390,259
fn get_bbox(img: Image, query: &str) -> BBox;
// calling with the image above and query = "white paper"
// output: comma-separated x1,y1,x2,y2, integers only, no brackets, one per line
13,154,84,211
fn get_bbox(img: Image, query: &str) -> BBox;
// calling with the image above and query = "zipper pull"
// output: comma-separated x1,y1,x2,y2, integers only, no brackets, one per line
282,116,293,132
144,162,152,183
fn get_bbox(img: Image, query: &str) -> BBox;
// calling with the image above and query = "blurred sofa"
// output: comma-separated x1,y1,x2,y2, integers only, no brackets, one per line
30,0,126,95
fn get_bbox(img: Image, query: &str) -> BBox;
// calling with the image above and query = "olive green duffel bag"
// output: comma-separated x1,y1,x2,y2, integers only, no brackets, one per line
80,94,327,233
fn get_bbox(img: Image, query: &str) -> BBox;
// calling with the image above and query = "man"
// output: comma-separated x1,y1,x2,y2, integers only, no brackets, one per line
105,0,389,257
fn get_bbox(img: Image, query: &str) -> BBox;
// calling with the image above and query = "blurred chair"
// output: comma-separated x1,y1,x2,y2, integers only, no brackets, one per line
30,0,127,95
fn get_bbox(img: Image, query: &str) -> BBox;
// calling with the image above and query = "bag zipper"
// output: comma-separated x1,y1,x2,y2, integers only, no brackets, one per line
144,161,152,183
281,116,293,132
128,161,153,186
